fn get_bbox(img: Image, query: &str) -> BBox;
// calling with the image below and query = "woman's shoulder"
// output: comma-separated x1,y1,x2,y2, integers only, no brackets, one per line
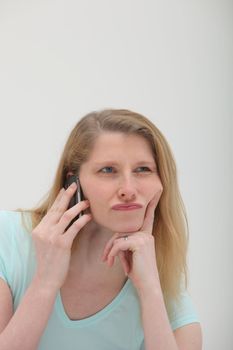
0,210,32,241
0,210,36,300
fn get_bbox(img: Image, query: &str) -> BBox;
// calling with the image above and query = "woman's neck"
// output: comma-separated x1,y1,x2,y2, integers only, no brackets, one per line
75,220,113,258
69,220,125,281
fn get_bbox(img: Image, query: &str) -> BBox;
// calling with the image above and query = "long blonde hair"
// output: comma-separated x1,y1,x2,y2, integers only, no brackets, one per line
21,109,189,303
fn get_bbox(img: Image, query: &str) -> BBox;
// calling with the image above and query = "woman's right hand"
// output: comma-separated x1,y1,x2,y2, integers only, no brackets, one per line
31,183,92,292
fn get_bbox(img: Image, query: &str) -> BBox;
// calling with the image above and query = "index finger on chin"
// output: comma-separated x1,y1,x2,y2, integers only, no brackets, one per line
141,196,157,233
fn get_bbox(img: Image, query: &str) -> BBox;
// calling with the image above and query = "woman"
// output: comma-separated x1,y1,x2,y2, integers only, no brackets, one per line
0,109,202,349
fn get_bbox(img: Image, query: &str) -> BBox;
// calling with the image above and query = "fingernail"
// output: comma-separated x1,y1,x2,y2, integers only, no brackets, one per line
70,182,76,188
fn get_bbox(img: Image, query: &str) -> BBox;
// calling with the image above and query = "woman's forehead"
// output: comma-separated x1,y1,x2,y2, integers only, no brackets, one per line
93,131,151,147
86,132,156,163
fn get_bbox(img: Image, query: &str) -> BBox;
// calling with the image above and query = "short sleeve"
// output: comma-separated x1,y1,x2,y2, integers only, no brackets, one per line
0,211,14,285
138,289,200,349
167,289,200,331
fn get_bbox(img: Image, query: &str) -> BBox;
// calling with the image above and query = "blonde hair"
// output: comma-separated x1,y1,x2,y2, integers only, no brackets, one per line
21,109,189,304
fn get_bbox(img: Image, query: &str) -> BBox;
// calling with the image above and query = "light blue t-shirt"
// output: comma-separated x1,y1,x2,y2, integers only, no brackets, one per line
0,210,200,350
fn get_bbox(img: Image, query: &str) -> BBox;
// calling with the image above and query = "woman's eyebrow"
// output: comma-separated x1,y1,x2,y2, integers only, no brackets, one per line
133,161,157,167
93,160,157,167
92,161,118,166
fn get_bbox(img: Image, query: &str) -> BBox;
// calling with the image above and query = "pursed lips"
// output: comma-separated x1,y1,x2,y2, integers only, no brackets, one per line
111,203,143,210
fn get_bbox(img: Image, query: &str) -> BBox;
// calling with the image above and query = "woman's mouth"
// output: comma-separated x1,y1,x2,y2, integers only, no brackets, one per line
111,203,143,211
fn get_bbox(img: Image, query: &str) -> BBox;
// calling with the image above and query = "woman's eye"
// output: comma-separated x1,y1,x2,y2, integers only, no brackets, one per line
99,167,115,174
135,166,151,173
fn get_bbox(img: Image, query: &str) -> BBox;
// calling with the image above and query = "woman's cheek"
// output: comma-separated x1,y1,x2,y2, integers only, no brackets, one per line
87,198,108,222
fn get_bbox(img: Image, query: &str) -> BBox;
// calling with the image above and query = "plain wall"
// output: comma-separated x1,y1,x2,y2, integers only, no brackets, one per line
0,1,232,349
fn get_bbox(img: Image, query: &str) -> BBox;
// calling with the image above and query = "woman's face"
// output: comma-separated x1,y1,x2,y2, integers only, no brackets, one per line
79,132,163,233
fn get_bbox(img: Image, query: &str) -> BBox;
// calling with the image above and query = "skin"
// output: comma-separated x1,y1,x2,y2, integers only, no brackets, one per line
75,131,163,284
79,132,163,233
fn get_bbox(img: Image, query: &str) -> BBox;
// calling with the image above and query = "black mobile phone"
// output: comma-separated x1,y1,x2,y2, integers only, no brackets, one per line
64,175,84,227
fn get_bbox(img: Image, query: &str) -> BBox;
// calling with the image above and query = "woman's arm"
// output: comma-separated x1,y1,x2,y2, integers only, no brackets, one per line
0,184,91,350
103,195,202,350
174,323,202,350
138,283,202,350
138,284,179,350
0,276,57,350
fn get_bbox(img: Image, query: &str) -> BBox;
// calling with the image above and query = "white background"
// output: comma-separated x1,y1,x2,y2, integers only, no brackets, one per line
0,1,232,349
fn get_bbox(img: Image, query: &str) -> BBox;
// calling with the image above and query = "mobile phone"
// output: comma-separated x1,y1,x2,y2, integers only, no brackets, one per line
64,175,84,227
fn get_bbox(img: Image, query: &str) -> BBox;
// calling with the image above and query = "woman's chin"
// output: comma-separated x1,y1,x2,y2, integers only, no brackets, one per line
92,215,144,234
107,221,142,234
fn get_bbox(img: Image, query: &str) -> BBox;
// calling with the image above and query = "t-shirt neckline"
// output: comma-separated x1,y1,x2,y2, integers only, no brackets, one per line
55,278,131,328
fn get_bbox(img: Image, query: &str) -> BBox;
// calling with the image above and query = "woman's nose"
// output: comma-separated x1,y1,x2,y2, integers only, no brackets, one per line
117,176,137,201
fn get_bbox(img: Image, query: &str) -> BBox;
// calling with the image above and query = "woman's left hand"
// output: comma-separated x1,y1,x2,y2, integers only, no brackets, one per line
101,194,161,292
